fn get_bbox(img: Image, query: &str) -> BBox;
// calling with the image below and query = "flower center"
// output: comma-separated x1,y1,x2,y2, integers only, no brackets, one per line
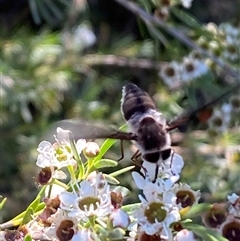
78,196,100,211
176,190,195,208
212,117,223,127
56,220,74,241
144,202,167,223
165,66,176,77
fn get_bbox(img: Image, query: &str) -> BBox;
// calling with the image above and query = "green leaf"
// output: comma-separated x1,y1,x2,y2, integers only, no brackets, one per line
28,194,41,212
13,196,40,221
94,159,118,168
24,234,32,241
95,139,118,161
21,207,34,225
122,203,140,214
94,124,127,161
182,223,228,241
0,197,7,210
69,132,85,179
28,0,42,24
35,202,46,212
103,174,120,185
110,165,135,177
47,0,64,21
171,7,202,29
181,203,212,219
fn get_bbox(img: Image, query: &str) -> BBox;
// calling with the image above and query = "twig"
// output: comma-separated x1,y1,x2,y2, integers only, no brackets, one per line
114,0,240,81
82,54,165,70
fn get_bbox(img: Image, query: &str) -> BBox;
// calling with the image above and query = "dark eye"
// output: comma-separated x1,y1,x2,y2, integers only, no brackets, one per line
161,149,171,160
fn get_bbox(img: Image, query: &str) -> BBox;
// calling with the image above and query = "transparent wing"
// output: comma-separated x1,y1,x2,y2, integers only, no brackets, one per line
41,119,137,143
166,83,240,131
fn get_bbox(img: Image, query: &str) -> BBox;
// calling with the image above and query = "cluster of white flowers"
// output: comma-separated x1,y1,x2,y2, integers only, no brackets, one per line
30,171,129,241
159,54,209,88
200,22,240,68
159,22,240,89
202,193,240,240
207,94,240,134
219,23,240,62
0,124,238,241
128,153,200,240
61,22,96,52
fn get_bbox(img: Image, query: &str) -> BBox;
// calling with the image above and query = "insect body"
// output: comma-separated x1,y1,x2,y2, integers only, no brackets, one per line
47,82,239,170
121,83,172,164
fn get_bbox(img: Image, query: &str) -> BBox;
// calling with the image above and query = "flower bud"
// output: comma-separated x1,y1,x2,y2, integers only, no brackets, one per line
83,142,100,158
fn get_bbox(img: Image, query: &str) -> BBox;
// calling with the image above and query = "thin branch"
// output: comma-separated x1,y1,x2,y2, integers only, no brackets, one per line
82,54,165,70
114,0,240,81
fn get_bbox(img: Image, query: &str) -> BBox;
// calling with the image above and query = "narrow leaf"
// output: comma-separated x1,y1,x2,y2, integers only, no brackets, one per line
171,7,202,29
28,0,42,24
21,207,34,225
94,124,127,161
122,203,140,214
24,234,32,241
182,223,228,241
47,0,64,20
94,159,118,168
103,174,120,185
181,203,212,219
0,197,7,210
110,165,135,177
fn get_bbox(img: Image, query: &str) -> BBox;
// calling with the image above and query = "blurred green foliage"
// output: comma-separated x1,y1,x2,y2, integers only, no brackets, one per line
0,0,239,221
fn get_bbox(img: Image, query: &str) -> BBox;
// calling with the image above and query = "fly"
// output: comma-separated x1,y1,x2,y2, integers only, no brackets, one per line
47,82,239,174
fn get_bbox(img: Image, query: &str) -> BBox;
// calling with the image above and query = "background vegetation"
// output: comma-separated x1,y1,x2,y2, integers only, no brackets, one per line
0,0,239,222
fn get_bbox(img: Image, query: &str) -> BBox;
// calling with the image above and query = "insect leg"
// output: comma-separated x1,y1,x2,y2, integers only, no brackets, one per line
116,140,125,162
170,149,175,170
131,149,141,162
130,150,149,176
153,164,159,182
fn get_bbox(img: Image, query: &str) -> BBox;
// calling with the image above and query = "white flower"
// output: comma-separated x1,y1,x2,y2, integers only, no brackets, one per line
26,219,49,240
36,128,87,169
222,42,239,61
72,228,96,241
36,140,76,169
180,0,193,8
172,183,201,208
219,23,240,39
133,178,180,238
228,193,239,204
56,127,87,155
219,215,240,239
45,209,79,241
137,152,184,182
228,193,240,218
72,23,96,51
134,197,180,238
132,170,177,196
45,184,66,199
208,104,232,133
55,127,71,143
161,152,184,176
173,229,197,241
181,56,208,82
230,95,240,112
110,209,130,228
128,222,138,240
76,138,87,153
0,231,6,241
59,173,113,221
159,61,182,87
